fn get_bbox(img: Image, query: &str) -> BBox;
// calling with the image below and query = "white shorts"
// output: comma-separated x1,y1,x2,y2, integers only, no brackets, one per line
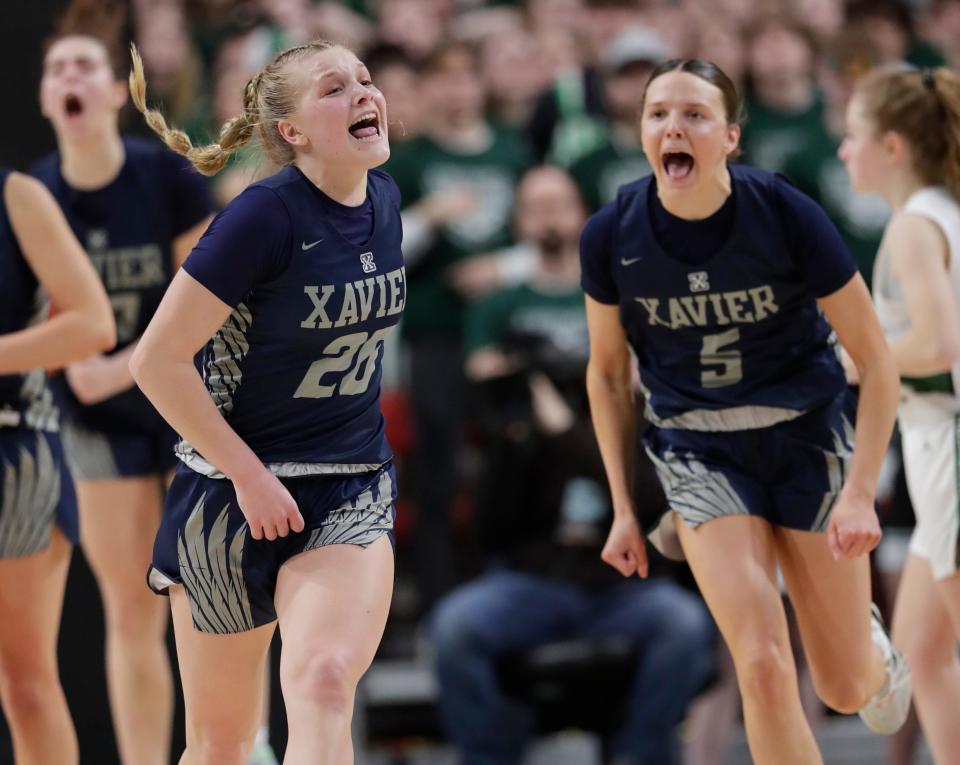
903,414,960,581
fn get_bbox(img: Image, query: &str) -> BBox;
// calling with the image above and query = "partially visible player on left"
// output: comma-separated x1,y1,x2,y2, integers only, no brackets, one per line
0,169,114,765
30,2,214,763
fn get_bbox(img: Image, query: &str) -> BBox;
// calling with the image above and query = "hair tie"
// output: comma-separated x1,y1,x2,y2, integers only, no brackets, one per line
922,67,936,89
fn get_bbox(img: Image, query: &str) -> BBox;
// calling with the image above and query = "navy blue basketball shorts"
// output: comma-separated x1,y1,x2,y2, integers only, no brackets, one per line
644,393,856,560
60,419,178,480
0,428,78,558
148,461,397,634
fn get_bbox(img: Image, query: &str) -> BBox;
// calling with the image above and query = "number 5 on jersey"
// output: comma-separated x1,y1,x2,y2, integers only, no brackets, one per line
294,328,392,398
700,328,742,388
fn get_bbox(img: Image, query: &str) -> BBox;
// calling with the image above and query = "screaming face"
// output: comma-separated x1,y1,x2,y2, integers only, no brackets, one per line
284,47,391,169
41,36,126,140
640,70,739,193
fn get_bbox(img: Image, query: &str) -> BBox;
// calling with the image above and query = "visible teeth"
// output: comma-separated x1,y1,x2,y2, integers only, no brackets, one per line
350,112,377,127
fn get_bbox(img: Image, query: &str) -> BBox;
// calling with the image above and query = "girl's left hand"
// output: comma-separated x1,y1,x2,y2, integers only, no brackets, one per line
827,489,882,559
65,353,135,404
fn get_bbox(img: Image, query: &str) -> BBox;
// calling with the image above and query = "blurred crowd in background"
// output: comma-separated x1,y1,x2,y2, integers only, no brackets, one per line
21,0,960,762
123,0,957,579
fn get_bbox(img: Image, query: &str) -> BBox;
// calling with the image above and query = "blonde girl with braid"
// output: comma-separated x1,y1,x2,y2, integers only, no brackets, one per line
31,2,214,764
128,36,403,765
840,65,960,764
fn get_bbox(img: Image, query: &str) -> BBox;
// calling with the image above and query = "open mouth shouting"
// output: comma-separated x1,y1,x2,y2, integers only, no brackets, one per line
348,111,381,142
64,93,85,120
662,151,694,182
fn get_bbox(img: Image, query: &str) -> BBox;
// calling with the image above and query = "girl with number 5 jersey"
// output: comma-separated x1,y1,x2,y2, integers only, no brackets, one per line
581,59,910,765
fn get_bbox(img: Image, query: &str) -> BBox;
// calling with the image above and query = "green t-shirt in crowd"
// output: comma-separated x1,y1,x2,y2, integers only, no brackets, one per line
466,280,633,584
741,91,827,174
568,138,652,212
386,125,532,341
782,125,888,286
466,281,588,360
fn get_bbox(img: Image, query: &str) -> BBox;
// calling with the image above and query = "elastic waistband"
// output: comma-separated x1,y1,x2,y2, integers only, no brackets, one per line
0,409,21,428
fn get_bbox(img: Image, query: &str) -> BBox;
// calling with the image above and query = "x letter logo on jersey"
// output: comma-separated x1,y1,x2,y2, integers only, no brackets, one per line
360,252,377,273
688,271,710,292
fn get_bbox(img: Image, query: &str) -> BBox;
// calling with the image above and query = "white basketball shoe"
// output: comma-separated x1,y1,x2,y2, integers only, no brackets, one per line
857,604,912,735
247,739,279,765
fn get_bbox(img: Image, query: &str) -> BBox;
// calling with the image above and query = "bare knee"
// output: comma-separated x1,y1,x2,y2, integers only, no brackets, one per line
101,587,166,641
0,660,57,721
811,649,878,713
734,642,797,710
812,673,874,714
187,721,255,765
897,631,956,688
282,651,362,715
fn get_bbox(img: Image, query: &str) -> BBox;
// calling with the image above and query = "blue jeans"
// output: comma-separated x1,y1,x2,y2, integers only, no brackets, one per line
430,570,715,765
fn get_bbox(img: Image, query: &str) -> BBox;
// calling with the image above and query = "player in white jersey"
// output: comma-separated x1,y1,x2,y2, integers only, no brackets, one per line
840,64,960,764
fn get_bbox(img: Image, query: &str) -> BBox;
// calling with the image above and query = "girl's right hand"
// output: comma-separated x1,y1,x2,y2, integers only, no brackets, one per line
601,511,649,578
233,467,305,541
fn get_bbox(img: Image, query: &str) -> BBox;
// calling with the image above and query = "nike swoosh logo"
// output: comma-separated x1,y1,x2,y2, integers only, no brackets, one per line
301,239,323,251
621,257,642,266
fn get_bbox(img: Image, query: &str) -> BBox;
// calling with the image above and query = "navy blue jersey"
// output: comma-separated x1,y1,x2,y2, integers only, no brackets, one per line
581,165,856,431
0,170,57,432
177,166,405,476
31,137,213,434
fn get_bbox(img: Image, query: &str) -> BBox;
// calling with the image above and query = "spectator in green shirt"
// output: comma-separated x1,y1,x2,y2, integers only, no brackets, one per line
385,41,532,609
740,17,827,173
568,25,667,211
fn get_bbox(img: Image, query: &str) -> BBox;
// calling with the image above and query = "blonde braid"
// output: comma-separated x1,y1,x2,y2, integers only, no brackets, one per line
128,43,256,176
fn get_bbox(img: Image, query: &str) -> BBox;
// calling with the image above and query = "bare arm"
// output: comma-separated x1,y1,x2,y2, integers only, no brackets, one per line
64,343,140,404
885,213,960,376
585,295,647,577
0,172,114,373
585,296,637,515
400,188,476,267
129,269,303,540
465,346,517,381
818,273,899,557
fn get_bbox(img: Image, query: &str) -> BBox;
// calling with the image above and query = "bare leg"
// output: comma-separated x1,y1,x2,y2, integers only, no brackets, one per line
683,642,740,765
784,597,825,733
245,662,279,765
0,529,77,765
892,555,960,764
275,535,394,765
170,586,274,765
683,598,825,765
934,561,960,638
773,527,886,712
676,514,822,765
878,554,922,765
77,476,173,765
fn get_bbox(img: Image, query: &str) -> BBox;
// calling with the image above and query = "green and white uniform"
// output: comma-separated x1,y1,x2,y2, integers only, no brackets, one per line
874,186,960,580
